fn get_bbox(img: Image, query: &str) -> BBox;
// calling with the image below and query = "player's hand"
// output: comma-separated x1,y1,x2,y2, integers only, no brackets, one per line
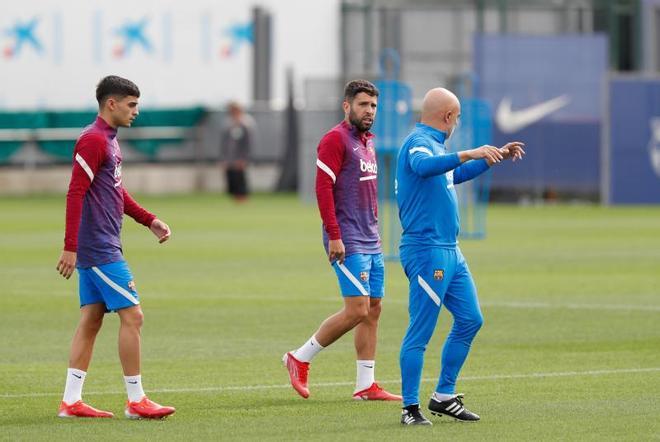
328,239,346,264
469,145,504,165
150,218,171,243
56,250,77,279
499,141,526,162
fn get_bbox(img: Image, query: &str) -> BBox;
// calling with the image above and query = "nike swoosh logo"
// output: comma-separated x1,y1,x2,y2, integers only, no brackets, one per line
495,95,571,133
128,381,138,384
72,374,82,379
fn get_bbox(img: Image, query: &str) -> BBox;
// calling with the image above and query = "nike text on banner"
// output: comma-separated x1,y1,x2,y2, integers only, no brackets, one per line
495,95,571,134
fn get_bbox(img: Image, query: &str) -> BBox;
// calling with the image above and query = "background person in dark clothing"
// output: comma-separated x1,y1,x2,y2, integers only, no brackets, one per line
220,101,254,201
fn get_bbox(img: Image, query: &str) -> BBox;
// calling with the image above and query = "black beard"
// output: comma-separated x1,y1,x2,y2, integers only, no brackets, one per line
349,111,373,132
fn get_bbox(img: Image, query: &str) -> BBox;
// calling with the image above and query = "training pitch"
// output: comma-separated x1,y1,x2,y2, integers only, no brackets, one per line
0,194,658,440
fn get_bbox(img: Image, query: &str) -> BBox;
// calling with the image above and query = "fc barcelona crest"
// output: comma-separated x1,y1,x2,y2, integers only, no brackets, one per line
360,271,369,282
433,270,444,281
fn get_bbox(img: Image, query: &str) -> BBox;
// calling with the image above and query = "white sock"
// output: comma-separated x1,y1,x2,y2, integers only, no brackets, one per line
355,360,375,392
62,368,86,405
433,392,456,402
124,375,146,403
292,335,324,362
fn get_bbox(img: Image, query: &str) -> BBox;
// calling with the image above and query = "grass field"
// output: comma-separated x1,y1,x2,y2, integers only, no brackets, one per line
1,193,659,441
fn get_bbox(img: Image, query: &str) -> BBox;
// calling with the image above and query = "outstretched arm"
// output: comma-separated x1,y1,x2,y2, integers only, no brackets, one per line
409,144,504,178
454,141,526,185
453,159,490,185
409,146,461,178
454,141,525,184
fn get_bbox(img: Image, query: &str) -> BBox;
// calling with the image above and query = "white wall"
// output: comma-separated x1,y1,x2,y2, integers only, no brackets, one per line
0,0,339,109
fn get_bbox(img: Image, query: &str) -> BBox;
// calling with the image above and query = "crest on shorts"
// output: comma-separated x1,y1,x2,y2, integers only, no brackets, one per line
433,269,444,280
360,271,369,282
128,280,136,291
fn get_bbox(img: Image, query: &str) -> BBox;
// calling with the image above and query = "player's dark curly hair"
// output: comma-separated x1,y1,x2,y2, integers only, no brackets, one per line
344,79,379,102
96,75,140,105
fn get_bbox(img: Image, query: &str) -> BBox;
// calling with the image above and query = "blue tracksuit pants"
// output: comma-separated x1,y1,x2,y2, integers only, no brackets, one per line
399,246,483,407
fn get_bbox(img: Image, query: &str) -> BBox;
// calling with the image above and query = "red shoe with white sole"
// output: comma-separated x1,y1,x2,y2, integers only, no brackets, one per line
57,400,114,418
282,352,310,399
352,382,402,401
125,397,176,419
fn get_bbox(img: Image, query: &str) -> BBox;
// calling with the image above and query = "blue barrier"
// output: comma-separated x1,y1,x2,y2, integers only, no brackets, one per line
372,49,413,260
447,98,493,239
606,76,660,204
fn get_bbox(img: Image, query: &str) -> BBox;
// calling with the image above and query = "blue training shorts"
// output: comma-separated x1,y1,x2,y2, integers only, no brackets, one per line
332,253,384,298
77,260,140,312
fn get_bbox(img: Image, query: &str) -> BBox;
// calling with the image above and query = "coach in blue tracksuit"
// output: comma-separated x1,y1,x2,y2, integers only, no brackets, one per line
397,88,525,426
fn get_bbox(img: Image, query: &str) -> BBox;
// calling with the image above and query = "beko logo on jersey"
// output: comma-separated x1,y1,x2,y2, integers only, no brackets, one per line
360,159,378,174
113,163,123,187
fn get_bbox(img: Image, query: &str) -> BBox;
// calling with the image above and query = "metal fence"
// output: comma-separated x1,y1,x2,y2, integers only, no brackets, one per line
340,0,640,104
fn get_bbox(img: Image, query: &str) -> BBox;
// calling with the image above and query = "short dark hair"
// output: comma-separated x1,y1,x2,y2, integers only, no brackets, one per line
344,79,379,102
96,75,140,105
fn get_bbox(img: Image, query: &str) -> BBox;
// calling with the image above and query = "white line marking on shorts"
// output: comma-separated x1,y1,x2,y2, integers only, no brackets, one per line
91,266,139,305
336,262,369,297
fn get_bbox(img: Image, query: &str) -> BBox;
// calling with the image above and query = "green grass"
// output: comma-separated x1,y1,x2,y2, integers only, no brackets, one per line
1,194,659,441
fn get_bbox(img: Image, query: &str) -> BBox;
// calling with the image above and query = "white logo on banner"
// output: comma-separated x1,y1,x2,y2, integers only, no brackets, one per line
649,118,660,178
495,95,571,133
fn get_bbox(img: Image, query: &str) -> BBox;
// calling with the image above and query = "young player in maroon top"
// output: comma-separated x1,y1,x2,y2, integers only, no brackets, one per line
55,76,175,419
283,80,401,401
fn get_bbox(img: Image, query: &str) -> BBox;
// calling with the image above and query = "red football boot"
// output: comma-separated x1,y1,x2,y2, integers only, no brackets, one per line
57,400,114,418
282,352,310,399
352,382,402,401
125,397,176,419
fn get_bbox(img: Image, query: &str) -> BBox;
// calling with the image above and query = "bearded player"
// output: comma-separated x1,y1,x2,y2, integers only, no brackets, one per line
282,79,401,402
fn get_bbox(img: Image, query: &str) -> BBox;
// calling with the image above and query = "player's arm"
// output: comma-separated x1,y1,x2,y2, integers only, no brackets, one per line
453,159,490,185
57,134,107,279
454,141,525,184
463,141,525,166
315,131,346,264
408,143,462,178
122,188,171,243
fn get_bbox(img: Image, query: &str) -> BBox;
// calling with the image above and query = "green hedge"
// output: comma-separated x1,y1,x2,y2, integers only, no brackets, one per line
0,107,206,162
0,112,49,163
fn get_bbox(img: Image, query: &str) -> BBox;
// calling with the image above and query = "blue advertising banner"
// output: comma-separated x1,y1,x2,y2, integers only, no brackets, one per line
605,77,660,204
493,121,600,193
474,34,608,193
